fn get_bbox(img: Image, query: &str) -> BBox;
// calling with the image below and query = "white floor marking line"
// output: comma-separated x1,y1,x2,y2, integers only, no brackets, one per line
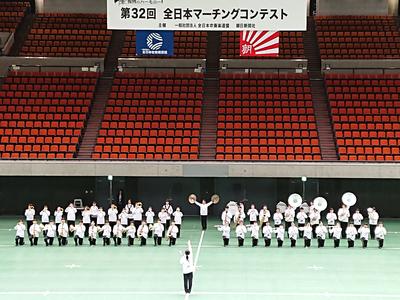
307,265,324,271
185,230,205,300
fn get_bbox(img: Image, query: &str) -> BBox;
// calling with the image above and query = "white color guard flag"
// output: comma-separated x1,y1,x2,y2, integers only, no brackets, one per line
239,31,279,57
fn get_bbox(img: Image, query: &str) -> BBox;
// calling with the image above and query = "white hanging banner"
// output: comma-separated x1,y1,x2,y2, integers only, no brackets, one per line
107,0,307,31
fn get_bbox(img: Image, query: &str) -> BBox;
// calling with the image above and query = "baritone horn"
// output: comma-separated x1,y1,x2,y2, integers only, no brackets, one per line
211,194,220,204
188,194,197,204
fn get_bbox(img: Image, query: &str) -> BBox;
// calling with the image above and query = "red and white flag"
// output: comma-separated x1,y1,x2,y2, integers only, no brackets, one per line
239,31,279,57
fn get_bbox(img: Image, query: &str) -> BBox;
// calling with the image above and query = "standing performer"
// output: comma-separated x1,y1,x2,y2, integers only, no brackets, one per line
262,222,273,247
44,221,56,246
326,208,337,238
296,207,307,238
89,202,99,224
24,204,35,231
217,222,231,247
14,219,26,246
221,206,233,225
133,203,144,234
331,223,342,248
358,224,370,248
338,204,350,239
352,209,364,239
309,208,321,238
195,199,213,230
138,220,149,246
250,222,260,247
145,207,155,238
57,219,68,246
167,221,179,246
71,220,85,246
234,206,246,225
82,206,91,237
259,205,271,229
247,204,259,225
173,207,183,238
88,221,98,246
300,223,313,248
54,207,63,236
368,208,379,239
96,207,106,237
39,206,50,232
108,204,119,236
275,224,285,248
158,208,169,238
29,219,41,246
273,208,283,228
153,219,164,246
375,222,387,249
235,220,247,247
65,203,77,237
284,205,295,236
100,220,112,246
127,222,136,246
125,199,134,225
316,222,328,248
112,220,124,246
288,222,299,247
119,208,129,237
180,240,194,295
162,200,174,230
346,223,357,248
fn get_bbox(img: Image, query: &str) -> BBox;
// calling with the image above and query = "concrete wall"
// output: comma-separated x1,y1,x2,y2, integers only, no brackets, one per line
220,59,308,74
317,0,389,16
322,59,400,74
36,0,106,14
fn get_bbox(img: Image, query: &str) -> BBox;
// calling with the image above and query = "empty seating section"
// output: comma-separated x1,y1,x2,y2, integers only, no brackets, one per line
0,1,29,32
326,74,400,161
20,13,111,57
216,74,321,161
121,31,207,58
316,16,400,59
220,32,305,59
0,71,98,159
92,72,203,160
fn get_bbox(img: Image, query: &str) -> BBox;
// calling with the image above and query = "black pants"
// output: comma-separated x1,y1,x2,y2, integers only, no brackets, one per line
318,238,325,248
26,221,33,232
355,225,361,239
161,224,167,237
285,222,290,237
370,225,376,239
67,221,75,237
134,221,141,236
42,222,48,237
304,238,311,248
252,238,258,247
177,224,181,238
183,272,193,294
97,225,104,238
238,237,244,247
340,222,348,238
361,238,368,248
264,238,271,247
29,236,38,246
113,237,122,246
83,223,90,237
128,236,135,246
90,216,97,225
378,238,384,248
312,224,318,238
15,237,24,246
58,237,67,246
348,239,354,248
223,237,229,246
290,238,296,247
74,236,83,246
328,226,334,238
277,238,283,248
89,238,96,246
45,236,54,246
148,224,153,238
334,238,340,248
154,235,162,246
201,216,207,230
109,222,116,237
103,237,110,246
298,224,305,237
140,237,147,246
169,237,176,246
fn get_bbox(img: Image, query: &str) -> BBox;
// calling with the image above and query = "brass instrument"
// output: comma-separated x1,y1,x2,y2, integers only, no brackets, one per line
211,194,220,204
188,194,197,204
135,202,143,208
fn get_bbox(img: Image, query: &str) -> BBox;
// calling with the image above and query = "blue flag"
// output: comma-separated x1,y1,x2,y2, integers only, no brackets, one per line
136,31,174,56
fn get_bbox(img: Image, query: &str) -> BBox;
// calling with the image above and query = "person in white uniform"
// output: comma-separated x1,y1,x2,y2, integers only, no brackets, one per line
275,224,285,248
374,222,387,249
262,222,273,247
316,222,328,248
132,203,144,235
90,202,99,224
173,207,183,238
250,222,260,247
29,219,41,246
346,223,357,248
221,206,233,225
153,219,164,246
58,219,69,246
326,208,337,238
100,220,112,246
145,207,155,238
44,220,57,246
112,220,125,246
352,209,364,238
235,220,247,247
259,206,271,229
108,204,119,236
70,220,85,246
273,208,283,229
296,207,307,238
24,204,35,231
138,220,149,246
195,199,213,230
158,208,169,238
14,219,26,246
330,223,342,248
54,207,63,236
368,208,379,239
82,206,91,237
288,222,299,247
167,221,179,246
218,221,231,246
127,222,136,246
88,221,99,246
39,206,50,237
180,240,194,295
162,200,174,231
358,223,370,248
300,223,313,248
284,205,295,236
338,204,350,239
247,204,259,225
65,203,77,237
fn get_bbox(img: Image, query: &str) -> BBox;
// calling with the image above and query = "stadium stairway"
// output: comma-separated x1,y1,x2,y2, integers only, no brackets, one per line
8,12,35,56
304,17,338,161
198,32,221,160
77,30,126,159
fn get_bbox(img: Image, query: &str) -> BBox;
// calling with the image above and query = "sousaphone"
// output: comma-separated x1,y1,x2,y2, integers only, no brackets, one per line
288,193,303,208
342,192,357,207
313,197,328,212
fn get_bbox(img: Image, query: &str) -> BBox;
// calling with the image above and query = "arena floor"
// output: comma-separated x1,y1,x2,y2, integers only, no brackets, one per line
0,216,399,300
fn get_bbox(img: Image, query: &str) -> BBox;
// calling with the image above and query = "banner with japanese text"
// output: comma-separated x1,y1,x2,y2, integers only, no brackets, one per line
239,31,279,57
107,0,307,31
136,30,174,56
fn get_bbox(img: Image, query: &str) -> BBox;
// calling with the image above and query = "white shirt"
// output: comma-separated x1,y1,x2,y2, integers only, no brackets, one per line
100,224,112,238
218,225,230,239
284,208,295,223
309,211,321,225
163,204,173,219
58,223,69,237
368,211,379,225
259,209,271,222
301,226,313,239
97,211,106,225
173,211,183,225
119,211,129,226
40,210,50,223
14,223,26,237
352,212,364,225
235,224,247,239
273,212,283,225
44,224,57,238
331,226,342,240
113,224,125,238
25,209,35,221
127,225,136,238
54,210,63,223
346,227,357,241
138,224,149,239
262,225,273,239
375,226,387,239
221,210,232,223
250,224,260,239
195,201,212,216
180,254,194,274
247,209,259,222
145,211,155,224
275,227,285,240
358,227,370,240
316,225,328,240
74,224,86,239
326,212,338,226
158,211,168,223
288,226,299,240
153,223,164,236
167,225,179,239
90,205,99,216
133,207,144,221
65,206,77,221
108,208,118,222
234,211,246,223
89,226,98,239
82,210,91,224
125,203,134,215
338,208,350,222
296,211,308,224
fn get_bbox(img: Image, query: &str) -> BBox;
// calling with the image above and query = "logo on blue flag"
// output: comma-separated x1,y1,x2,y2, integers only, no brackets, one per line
136,30,174,56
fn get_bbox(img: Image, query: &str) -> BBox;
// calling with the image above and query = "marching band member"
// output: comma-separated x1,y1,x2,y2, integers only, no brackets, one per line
331,223,342,248
375,222,387,249
309,208,321,238
24,204,35,231
153,219,164,246
107,204,119,235
346,223,357,248
195,199,213,230
14,219,26,246
218,221,231,246
158,208,169,238
29,220,41,246
262,222,273,247
119,208,129,237
180,240,194,295
162,200,174,230
273,208,283,229
221,206,233,225
88,221,98,246
57,219,68,246
284,205,295,235
82,206,91,237
39,205,50,229
259,206,271,229
127,222,136,246
247,204,259,225
100,220,112,246
358,224,370,248
71,220,85,246
89,202,99,224
54,207,63,235
133,203,144,234
326,208,337,238
338,204,350,239
172,207,183,238
138,220,149,246
368,207,379,239
235,220,247,247
250,222,260,247
145,207,155,238
296,207,307,238
275,224,285,248
167,221,179,246
112,220,124,246
309,201,315,212
288,222,299,247
300,223,313,248
234,206,246,226
125,199,134,225
44,221,56,246
96,207,106,237
65,203,77,237
352,209,364,238
315,222,328,248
